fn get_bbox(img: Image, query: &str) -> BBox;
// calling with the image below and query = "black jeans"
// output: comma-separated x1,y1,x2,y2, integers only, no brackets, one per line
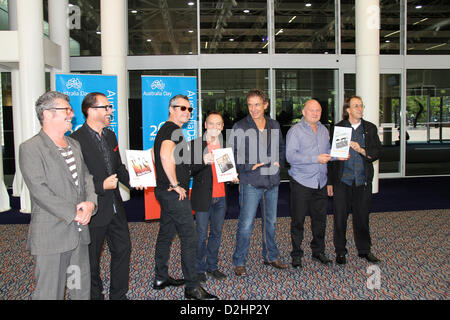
289,178,328,258
333,181,372,255
154,189,199,290
89,213,131,300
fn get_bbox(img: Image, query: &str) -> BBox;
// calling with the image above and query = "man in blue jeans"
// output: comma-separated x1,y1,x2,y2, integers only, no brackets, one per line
190,111,238,282
229,89,287,276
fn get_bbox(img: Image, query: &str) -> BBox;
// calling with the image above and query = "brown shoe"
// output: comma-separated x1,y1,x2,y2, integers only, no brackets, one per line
234,266,248,276
263,259,288,269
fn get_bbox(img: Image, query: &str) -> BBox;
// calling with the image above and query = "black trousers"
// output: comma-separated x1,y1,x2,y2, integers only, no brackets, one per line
154,190,199,290
89,212,131,300
289,178,328,258
333,181,372,255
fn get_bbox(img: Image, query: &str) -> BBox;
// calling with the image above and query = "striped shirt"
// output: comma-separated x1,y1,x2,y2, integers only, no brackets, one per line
58,145,79,186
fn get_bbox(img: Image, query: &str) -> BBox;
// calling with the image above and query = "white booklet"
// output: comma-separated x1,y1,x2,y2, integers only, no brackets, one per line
212,147,238,183
125,149,156,187
330,126,352,158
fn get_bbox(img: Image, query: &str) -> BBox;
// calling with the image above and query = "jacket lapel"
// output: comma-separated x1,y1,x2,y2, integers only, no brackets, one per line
38,130,78,190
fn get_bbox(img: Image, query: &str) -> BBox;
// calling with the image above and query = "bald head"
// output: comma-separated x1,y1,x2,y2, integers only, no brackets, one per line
302,99,322,126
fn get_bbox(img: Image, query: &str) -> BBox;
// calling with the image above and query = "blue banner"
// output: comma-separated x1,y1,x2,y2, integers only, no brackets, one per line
55,73,118,135
141,76,198,150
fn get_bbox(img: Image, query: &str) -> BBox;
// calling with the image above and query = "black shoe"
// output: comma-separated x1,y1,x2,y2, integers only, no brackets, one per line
185,286,218,300
336,254,346,265
207,270,227,280
292,257,302,268
197,272,207,283
153,276,185,290
358,252,380,263
312,253,332,265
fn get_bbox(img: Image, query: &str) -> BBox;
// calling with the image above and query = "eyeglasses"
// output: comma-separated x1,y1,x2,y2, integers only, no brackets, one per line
50,107,74,115
173,105,193,113
90,105,114,111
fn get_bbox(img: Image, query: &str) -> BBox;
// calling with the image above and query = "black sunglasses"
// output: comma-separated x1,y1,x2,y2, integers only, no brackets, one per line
90,105,113,111
173,105,193,113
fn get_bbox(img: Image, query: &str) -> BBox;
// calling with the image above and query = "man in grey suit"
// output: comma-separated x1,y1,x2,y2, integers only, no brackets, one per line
19,91,97,300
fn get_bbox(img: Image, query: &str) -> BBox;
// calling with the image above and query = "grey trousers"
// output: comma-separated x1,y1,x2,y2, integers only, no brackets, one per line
32,243,90,300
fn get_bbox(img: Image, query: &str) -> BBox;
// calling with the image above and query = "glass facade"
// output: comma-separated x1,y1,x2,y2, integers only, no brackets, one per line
407,0,450,55
406,69,450,175
129,0,197,55
274,0,335,54
200,0,267,54
1,0,450,178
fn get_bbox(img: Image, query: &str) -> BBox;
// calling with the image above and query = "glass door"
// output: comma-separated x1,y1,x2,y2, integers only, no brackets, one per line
343,72,402,177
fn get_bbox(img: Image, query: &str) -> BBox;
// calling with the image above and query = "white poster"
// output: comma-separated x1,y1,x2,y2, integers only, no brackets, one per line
126,149,156,187
330,126,353,158
212,147,238,183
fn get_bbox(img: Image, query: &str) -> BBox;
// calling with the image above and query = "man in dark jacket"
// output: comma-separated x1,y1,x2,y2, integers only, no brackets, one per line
228,89,287,276
71,92,133,299
190,111,238,282
328,96,382,265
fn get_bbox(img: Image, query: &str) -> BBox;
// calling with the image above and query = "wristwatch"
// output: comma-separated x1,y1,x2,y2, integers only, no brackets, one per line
170,182,180,189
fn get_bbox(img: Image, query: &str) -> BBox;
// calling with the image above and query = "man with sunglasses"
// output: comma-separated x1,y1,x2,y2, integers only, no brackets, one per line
153,94,217,300
71,92,133,300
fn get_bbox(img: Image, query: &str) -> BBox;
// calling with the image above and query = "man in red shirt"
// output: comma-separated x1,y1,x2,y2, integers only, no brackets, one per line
190,111,238,282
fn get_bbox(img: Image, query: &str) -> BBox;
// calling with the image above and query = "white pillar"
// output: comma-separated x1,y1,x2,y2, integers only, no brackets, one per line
49,0,71,90
8,0,23,198
355,0,380,193
17,0,46,212
100,0,130,201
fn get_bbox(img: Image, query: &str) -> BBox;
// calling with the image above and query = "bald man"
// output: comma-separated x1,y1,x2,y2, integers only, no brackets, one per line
286,99,332,268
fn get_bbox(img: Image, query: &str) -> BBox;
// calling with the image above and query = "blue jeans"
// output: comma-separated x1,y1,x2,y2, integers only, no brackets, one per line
195,197,227,273
232,184,280,267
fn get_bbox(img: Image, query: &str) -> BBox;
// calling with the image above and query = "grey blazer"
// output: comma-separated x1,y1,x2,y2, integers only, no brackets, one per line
19,130,98,256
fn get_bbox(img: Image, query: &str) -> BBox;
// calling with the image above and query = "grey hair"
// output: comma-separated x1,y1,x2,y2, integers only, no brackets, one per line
169,94,190,108
35,91,70,125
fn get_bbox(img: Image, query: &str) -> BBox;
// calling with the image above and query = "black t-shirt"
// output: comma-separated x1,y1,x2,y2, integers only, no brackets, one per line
154,121,191,191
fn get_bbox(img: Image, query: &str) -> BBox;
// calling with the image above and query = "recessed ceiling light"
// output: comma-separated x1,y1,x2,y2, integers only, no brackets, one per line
96,31,101,35
385,40,390,43
229,38,234,41
130,9,137,14
415,5,422,9
243,9,250,13
188,30,194,33
146,39,152,42
305,3,312,7
188,1,195,6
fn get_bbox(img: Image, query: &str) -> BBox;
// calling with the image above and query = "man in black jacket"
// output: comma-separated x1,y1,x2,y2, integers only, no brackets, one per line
327,96,382,265
71,92,133,299
190,111,238,283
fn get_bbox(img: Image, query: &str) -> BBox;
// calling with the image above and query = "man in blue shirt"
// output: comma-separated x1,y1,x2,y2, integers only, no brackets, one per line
286,99,333,268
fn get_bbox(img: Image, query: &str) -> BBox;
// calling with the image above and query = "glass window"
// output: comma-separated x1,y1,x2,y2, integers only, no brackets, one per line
275,69,337,139
274,0,335,54
406,69,450,175
407,0,450,54
201,69,268,129
128,0,197,55
68,0,101,56
0,0,8,30
200,0,267,54
344,73,403,174
341,0,401,54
